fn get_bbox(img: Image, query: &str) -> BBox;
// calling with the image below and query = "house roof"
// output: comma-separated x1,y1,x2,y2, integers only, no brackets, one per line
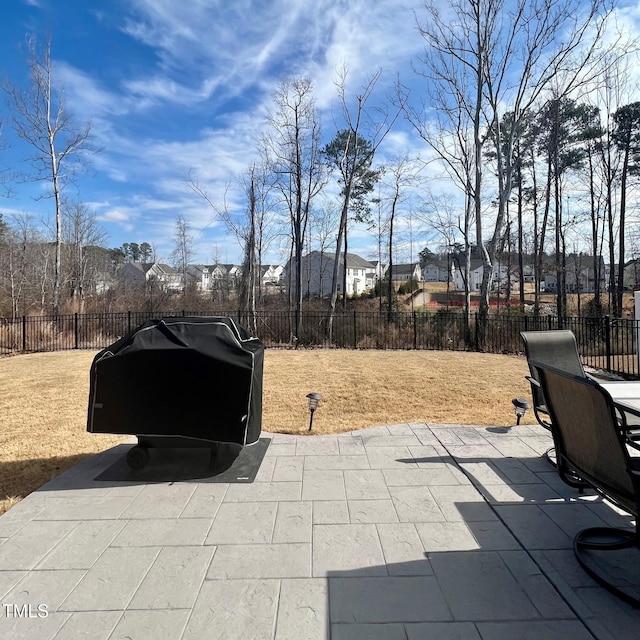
125,262,154,274
392,263,420,275
344,253,375,268
154,263,177,274
314,251,375,268
423,259,449,269
284,251,375,271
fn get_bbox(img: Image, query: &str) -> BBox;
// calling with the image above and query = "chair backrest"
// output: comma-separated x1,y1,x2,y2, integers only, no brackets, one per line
532,360,637,514
520,330,586,421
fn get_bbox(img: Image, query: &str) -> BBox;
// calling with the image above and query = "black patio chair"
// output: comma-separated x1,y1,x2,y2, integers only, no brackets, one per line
520,330,592,428
532,360,640,608
520,330,590,473
521,330,640,454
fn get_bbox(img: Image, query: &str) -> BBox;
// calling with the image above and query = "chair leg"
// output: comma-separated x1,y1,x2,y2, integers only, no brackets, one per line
551,451,588,490
545,446,557,467
574,527,640,608
625,436,640,453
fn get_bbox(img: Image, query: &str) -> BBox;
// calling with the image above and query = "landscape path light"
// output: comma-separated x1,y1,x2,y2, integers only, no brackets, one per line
306,392,322,431
512,397,531,425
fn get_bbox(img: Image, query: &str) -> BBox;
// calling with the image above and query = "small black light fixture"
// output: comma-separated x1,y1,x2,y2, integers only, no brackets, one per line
306,392,322,431
512,397,531,425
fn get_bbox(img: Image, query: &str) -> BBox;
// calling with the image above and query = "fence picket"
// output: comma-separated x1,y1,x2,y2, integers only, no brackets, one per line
1,310,637,378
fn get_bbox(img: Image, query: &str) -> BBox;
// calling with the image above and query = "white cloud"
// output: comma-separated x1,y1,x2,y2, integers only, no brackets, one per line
55,62,130,121
122,76,222,110
114,0,425,113
96,207,138,233
14,1,435,262
13,0,640,266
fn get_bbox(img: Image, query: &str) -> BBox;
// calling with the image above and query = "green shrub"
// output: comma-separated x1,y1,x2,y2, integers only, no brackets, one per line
398,279,420,295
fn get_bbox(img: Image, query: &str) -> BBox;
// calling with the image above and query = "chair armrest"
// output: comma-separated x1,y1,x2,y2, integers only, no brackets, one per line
525,375,541,388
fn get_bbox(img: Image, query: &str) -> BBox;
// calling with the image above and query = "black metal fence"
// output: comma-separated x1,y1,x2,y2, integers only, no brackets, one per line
1,310,638,378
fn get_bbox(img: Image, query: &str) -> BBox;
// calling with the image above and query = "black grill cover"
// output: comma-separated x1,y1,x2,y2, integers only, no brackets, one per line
87,317,264,446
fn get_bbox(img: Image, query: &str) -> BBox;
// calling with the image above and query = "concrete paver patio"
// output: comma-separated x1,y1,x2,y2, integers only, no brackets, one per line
0,423,639,639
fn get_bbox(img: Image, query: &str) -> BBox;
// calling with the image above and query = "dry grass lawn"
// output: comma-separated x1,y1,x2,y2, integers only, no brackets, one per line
0,348,535,515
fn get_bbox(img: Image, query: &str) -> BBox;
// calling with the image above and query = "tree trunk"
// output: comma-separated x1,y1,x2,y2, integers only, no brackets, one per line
517,177,525,310
617,146,630,317
587,147,602,313
342,233,348,309
387,191,399,321
326,182,353,341
49,129,62,315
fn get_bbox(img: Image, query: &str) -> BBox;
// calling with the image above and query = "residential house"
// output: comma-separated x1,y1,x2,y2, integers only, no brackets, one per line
541,272,575,294
119,262,182,291
389,263,423,285
285,251,375,297
207,264,243,295
543,266,600,294
212,264,242,284
94,271,115,295
452,259,509,292
422,260,451,283
261,265,284,289
365,261,387,290
187,264,214,292
624,259,640,291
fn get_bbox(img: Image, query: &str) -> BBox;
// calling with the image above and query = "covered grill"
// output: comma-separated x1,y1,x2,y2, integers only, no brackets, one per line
87,316,264,468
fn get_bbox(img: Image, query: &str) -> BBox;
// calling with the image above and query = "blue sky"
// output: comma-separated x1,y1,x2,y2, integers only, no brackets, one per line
2,0,640,266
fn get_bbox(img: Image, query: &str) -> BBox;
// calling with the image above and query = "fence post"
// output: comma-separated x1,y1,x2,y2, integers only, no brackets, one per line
474,313,479,350
413,311,417,350
605,315,612,372
127,311,132,334
74,313,79,350
353,310,357,349
22,315,26,352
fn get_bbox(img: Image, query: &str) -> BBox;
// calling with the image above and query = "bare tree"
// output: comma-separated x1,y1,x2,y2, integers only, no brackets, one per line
1,212,51,315
0,218,23,318
170,214,195,298
416,193,465,306
241,163,277,307
596,56,626,315
190,162,276,327
379,156,421,318
482,0,618,327
611,102,640,315
0,121,13,198
586,46,640,316
411,0,619,344
5,36,96,314
262,78,326,344
240,175,258,332
404,2,482,326
310,203,340,298
324,68,403,338
62,201,108,309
